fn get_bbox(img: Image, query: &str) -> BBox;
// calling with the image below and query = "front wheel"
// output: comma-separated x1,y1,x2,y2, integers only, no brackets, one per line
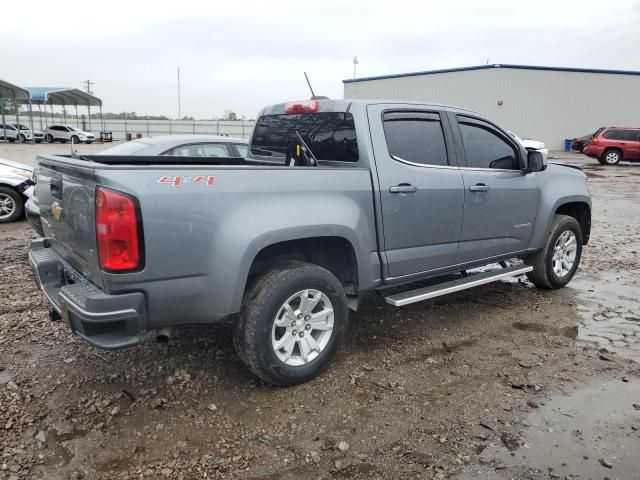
526,215,582,289
46,134,54,143
233,261,348,386
0,186,24,223
18,134,26,144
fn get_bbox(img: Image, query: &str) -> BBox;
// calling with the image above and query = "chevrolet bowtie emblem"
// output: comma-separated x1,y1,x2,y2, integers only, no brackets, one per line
51,201,63,220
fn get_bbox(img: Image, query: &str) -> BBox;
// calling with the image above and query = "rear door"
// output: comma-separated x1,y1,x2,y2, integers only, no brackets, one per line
449,114,539,264
367,104,464,278
36,159,104,287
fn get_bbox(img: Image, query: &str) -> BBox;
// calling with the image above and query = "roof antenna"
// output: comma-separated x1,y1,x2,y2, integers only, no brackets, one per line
304,72,329,100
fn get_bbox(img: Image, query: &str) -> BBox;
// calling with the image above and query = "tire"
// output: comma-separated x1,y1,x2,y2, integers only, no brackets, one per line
602,149,622,165
18,134,26,144
0,186,24,223
596,157,606,165
526,214,582,289
71,135,79,144
8,138,15,143
46,134,54,143
233,261,348,386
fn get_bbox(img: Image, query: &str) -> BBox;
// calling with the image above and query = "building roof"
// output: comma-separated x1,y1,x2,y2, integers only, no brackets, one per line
26,87,102,107
0,79,31,102
343,64,640,84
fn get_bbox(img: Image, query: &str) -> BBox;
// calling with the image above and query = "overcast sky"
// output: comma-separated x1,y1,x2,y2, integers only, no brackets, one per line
2,0,639,119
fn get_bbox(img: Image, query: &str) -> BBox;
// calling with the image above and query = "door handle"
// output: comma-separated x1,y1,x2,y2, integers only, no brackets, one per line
469,183,490,192
389,184,417,194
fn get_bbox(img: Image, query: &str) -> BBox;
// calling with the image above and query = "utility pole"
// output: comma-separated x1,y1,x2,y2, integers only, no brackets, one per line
83,80,94,95
177,67,181,120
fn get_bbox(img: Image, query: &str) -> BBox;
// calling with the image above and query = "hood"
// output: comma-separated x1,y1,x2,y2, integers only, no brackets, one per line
0,158,33,172
547,162,586,176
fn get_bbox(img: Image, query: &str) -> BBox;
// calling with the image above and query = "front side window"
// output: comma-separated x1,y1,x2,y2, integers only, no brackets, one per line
382,111,448,166
458,120,519,170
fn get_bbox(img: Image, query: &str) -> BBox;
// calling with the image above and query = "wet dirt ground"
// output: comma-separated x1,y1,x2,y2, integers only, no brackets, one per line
1,153,639,480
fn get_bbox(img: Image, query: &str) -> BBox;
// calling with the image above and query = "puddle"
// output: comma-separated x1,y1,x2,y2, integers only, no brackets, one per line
457,379,640,479
569,271,640,362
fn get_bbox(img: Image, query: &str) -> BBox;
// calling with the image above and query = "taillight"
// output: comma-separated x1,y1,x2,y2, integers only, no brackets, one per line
591,137,599,145
95,187,142,272
284,100,319,115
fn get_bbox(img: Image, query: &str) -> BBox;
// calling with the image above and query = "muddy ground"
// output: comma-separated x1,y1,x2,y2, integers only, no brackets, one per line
1,153,639,480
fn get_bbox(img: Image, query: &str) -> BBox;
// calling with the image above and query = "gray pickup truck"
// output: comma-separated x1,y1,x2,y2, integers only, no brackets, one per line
28,99,591,385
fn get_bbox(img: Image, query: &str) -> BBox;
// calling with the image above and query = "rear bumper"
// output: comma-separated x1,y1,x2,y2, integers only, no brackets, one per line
28,238,145,350
583,145,604,158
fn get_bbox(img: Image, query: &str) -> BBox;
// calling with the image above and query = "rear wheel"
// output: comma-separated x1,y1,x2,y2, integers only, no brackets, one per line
0,187,23,223
526,215,582,289
602,149,621,165
233,261,348,386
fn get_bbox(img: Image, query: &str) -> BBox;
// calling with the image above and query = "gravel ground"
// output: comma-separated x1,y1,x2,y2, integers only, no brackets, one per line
1,153,639,480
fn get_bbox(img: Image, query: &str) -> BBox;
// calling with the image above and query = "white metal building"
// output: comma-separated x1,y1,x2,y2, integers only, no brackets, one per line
343,64,640,150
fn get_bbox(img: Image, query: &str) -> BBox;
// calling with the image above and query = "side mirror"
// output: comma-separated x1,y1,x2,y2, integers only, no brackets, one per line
526,150,546,173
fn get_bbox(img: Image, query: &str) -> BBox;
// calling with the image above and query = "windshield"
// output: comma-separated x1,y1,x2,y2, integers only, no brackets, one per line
250,112,359,162
96,140,153,156
69,127,83,132
11,124,30,131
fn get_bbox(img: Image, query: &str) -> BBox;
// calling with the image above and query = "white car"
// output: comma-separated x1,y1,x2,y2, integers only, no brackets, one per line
0,123,45,143
46,125,95,144
508,131,548,155
0,158,33,223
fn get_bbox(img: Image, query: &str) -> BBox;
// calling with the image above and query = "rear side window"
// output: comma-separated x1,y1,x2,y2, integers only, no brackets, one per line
234,144,248,157
170,144,230,157
250,112,358,162
458,120,519,170
603,130,629,140
382,111,448,166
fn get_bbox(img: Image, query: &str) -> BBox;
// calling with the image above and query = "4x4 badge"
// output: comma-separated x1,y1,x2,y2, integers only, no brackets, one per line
51,201,63,220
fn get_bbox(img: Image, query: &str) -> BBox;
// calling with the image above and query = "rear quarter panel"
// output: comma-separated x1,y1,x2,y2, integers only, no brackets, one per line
97,166,379,327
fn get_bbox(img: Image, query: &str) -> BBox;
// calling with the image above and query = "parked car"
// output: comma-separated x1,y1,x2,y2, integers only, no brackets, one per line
0,123,45,143
508,131,548,156
46,125,95,144
0,158,34,223
96,135,248,157
571,128,604,152
583,127,640,165
28,99,591,385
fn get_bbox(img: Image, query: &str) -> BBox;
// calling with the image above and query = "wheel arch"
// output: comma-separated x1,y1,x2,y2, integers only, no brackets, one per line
553,200,591,245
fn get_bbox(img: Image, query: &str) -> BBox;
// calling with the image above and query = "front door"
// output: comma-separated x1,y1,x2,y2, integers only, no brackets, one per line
367,105,465,278
450,114,540,264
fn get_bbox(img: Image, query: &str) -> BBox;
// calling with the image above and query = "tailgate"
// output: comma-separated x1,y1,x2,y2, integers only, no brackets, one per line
35,156,104,288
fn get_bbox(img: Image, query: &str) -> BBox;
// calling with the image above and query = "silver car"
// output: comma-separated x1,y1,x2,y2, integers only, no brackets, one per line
1,123,45,143
96,135,248,157
0,158,34,223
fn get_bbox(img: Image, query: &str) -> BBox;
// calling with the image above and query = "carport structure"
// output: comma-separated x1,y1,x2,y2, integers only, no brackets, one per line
26,87,104,135
0,79,34,142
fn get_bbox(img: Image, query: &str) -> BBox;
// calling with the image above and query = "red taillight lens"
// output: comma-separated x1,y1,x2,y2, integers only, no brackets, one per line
284,100,319,115
96,187,141,272
591,137,599,145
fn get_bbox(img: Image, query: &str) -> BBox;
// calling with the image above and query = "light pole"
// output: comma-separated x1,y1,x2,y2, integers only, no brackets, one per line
177,67,181,120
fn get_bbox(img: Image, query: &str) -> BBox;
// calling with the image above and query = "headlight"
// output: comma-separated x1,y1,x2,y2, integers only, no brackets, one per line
11,169,33,181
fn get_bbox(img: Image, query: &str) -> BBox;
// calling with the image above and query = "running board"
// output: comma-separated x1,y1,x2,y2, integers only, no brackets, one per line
385,265,533,307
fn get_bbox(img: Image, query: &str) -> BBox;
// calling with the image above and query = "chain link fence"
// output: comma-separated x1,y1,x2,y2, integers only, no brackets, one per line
1,115,256,141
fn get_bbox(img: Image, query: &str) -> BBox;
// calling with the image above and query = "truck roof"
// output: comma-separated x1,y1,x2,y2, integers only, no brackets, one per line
260,98,482,117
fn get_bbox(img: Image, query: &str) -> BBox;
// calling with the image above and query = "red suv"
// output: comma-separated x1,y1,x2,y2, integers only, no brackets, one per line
583,127,640,165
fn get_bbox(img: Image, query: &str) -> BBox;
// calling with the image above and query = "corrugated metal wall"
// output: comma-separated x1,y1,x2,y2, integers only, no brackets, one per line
343,68,640,149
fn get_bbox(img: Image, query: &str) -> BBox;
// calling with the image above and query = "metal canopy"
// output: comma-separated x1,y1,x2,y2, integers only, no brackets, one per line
26,87,102,107
0,79,31,102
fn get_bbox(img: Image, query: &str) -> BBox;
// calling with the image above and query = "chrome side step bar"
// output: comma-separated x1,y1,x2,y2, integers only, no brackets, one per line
385,265,533,307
